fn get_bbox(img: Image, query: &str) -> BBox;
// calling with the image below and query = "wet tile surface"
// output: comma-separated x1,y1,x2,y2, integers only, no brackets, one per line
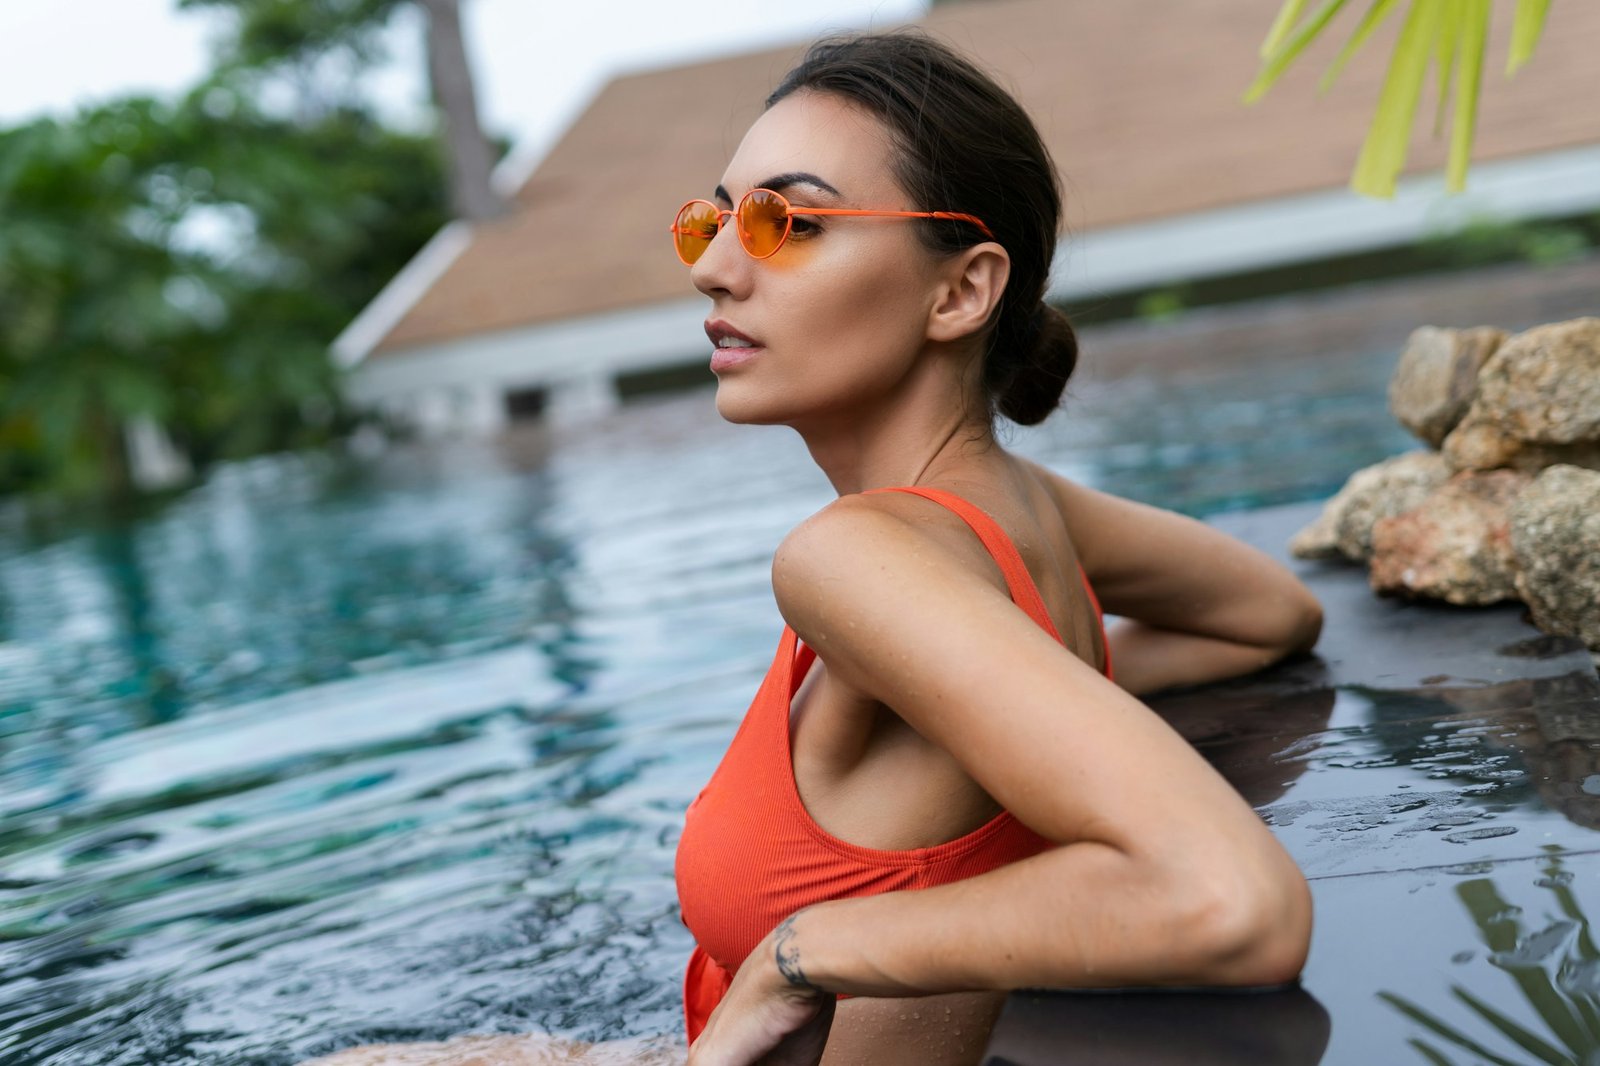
1303,849,1600,1065
983,499,1600,1066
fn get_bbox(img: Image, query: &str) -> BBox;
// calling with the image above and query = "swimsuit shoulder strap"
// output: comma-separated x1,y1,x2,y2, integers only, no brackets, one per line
860,485,1063,644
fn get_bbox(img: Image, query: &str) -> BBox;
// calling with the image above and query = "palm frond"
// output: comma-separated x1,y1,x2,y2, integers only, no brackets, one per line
1242,0,1557,199
1446,0,1490,193
1432,0,1461,137
1242,0,1352,104
1319,0,1406,93
1351,0,1443,197
1509,0,1553,73
1260,0,1313,57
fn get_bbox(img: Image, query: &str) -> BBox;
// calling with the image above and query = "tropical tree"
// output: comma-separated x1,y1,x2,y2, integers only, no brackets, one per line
179,0,505,221
0,89,448,500
1244,0,1554,198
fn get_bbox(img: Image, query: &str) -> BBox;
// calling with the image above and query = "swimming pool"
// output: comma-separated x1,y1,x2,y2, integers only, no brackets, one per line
0,344,1415,1063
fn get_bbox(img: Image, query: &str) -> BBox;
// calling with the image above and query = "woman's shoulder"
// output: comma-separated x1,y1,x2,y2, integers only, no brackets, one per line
774,489,961,583
769,484,1088,712
772,487,1001,618
777,479,1019,588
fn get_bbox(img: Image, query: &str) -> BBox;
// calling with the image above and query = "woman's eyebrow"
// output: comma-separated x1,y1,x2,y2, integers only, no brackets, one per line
713,172,843,205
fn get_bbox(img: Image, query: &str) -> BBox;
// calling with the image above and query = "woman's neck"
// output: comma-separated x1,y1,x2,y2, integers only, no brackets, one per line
800,413,1006,498
794,351,1001,497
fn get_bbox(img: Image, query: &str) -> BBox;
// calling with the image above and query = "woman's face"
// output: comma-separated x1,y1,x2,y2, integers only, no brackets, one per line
691,89,949,427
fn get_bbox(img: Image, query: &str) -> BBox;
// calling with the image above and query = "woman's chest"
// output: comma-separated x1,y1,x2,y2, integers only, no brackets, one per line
787,654,1006,851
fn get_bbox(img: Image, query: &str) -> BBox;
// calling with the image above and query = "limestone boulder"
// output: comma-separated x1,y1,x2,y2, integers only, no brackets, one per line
1509,464,1600,652
1368,469,1531,605
1289,450,1451,562
1388,325,1506,447
1441,317,1600,472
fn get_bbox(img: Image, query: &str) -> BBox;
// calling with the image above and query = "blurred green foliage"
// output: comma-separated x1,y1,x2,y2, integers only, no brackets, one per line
178,0,405,69
1419,212,1598,269
0,12,448,504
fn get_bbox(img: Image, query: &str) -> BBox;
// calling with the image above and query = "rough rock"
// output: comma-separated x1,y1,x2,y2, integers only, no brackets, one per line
1441,317,1600,472
1388,325,1507,447
1289,450,1451,562
1509,464,1600,652
1368,469,1531,605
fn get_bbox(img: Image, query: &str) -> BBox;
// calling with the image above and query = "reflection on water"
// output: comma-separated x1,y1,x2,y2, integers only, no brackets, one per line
984,983,1330,1066
1139,623,1600,1065
1363,674,1600,834
1,349,1423,1063
1381,854,1600,1066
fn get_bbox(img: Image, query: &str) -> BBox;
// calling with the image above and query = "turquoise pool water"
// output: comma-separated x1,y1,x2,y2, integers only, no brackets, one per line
0,345,1415,1064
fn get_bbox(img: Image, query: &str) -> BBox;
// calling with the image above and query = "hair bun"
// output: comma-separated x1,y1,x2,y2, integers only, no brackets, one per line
996,303,1079,427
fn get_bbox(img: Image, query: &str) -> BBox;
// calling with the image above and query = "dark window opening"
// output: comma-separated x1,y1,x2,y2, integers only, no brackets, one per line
504,387,547,422
615,362,715,400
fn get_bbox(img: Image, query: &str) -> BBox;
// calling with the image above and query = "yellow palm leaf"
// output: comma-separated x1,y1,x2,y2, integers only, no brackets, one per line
1242,0,1555,199
1318,0,1406,94
1242,0,1352,104
1508,0,1552,73
1448,0,1491,193
1259,0,1312,58
1432,0,1460,137
1351,0,1443,198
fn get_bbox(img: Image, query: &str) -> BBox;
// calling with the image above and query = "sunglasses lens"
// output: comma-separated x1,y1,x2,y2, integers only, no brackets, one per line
673,202,719,265
738,190,790,258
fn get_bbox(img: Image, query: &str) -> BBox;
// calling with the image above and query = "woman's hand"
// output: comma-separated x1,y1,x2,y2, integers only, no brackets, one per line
687,915,837,1066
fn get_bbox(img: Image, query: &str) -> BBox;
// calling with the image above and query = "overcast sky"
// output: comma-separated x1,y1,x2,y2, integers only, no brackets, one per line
0,0,927,167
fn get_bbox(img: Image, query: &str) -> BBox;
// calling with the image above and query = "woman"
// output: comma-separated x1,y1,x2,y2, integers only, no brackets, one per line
308,27,1321,1066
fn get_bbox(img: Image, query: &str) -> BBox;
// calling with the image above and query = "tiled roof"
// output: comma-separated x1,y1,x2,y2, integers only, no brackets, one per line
366,0,1600,358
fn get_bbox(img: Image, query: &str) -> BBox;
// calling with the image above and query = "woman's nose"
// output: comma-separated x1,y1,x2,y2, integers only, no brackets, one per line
690,216,749,298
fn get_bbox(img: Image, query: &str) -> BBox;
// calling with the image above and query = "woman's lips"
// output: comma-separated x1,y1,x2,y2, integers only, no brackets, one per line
705,318,763,371
711,344,763,372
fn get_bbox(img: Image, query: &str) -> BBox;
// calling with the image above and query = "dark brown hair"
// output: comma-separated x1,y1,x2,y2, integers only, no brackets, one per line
766,29,1078,427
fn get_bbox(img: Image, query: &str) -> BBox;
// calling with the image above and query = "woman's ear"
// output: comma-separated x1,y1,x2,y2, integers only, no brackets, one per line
926,243,1010,344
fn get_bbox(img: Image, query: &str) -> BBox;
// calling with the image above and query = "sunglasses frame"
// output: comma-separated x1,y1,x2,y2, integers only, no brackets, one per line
669,187,995,266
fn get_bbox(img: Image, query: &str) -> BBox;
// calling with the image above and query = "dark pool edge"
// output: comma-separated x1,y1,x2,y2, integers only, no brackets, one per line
978,498,1600,1066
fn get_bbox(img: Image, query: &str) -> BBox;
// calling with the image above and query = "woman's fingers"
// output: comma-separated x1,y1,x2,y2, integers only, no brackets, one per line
754,994,835,1066
689,990,834,1066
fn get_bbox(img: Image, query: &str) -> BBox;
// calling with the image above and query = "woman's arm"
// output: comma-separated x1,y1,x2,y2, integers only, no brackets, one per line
1021,458,1324,697
684,496,1313,1064
1105,614,1320,698
767,497,1311,991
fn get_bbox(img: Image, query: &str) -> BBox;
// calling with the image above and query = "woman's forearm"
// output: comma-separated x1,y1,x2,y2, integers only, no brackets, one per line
1106,615,1317,698
768,836,1309,999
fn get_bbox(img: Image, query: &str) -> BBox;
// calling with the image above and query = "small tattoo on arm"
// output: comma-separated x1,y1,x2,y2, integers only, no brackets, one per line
774,914,819,991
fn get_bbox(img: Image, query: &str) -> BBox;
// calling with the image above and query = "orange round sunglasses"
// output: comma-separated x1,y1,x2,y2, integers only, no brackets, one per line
669,187,994,266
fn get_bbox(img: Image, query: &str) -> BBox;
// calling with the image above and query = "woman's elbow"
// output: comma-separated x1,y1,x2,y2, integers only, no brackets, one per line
1288,597,1324,657
1260,592,1323,662
1192,863,1314,987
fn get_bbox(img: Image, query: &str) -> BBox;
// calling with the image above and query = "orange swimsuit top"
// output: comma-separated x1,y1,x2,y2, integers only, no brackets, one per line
674,485,1113,1044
